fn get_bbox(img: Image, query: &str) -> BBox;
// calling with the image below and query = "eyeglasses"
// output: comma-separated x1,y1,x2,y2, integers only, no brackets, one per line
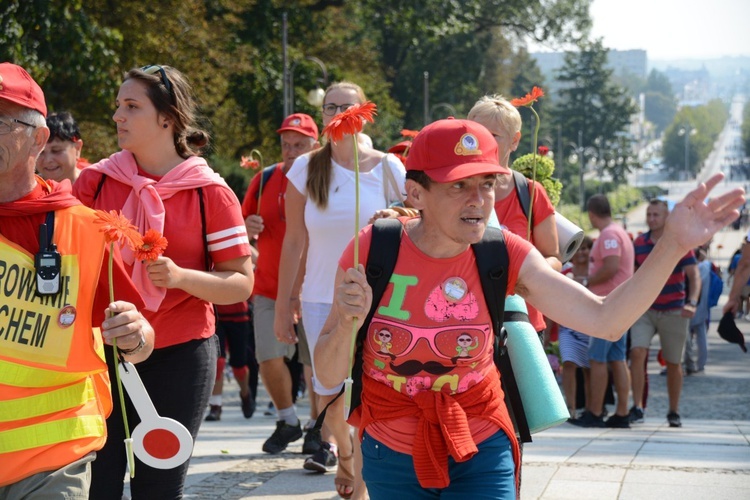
322,103,355,116
141,65,174,100
0,117,37,135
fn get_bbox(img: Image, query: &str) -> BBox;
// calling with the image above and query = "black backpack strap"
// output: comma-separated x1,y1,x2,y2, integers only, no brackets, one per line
473,227,532,443
312,218,403,432
197,187,211,272
92,173,107,202
512,170,532,226
255,165,277,200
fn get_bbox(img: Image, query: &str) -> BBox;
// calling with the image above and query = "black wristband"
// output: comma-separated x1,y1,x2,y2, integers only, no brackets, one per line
119,335,145,355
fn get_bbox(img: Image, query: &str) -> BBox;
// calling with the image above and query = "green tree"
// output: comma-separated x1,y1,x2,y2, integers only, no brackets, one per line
1,0,594,191
359,0,591,129
662,99,728,178
644,70,677,133
552,39,637,205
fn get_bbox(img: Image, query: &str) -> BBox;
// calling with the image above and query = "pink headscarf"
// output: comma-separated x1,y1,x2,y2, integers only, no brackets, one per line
90,150,230,310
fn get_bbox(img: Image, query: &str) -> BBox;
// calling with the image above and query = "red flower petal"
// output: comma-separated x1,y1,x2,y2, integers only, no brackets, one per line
134,229,168,262
510,86,545,107
400,128,419,138
240,156,261,170
322,101,378,143
94,210,142,249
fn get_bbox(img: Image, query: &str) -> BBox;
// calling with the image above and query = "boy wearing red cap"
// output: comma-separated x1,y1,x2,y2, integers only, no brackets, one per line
0,63,154,497
314,118,743,498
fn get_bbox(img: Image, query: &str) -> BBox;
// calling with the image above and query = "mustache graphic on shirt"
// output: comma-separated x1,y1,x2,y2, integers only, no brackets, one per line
389,359,455,376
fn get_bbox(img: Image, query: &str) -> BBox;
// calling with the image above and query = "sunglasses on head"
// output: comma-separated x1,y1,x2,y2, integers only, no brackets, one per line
141,65,174,100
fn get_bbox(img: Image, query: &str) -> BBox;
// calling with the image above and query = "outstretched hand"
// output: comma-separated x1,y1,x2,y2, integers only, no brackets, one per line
665,174,745,252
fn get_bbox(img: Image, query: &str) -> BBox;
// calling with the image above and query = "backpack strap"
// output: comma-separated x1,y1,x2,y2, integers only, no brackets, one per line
512,170,532,226
92,173,107,202
472,227,532,443
197,187,211,272
255,165,278,200
312,218,403,432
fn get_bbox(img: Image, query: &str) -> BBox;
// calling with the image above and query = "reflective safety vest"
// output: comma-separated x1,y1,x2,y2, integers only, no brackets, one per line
0,205,111,486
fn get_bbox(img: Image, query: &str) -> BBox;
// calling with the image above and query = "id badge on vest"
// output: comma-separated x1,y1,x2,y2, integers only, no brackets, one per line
0,240,80,367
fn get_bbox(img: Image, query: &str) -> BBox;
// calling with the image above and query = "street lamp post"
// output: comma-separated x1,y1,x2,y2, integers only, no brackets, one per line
567,131,606,213
429,103,458,121
423,71,430,126
286,56,328,114
281,13,328,117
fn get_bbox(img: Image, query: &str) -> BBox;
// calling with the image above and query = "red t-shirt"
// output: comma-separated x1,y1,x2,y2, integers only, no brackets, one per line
74,168,251,348
339,219,533,454
0,183,143,327
241,163,287,300
494,178,555,331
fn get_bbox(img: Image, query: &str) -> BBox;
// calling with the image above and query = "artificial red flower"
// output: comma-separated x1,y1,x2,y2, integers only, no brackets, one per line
511,86,544,107
94,210,142,249
400,128,419,139
322,101,377,143
134,229,168,262
538,146,549,156
240,156,260,170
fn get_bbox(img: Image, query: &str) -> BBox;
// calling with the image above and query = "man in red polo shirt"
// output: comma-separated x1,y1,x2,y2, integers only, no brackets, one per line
242,114,321,454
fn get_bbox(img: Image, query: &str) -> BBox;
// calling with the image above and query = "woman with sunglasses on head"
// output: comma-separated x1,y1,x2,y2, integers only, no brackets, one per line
73,65,254,499
274,81,406,499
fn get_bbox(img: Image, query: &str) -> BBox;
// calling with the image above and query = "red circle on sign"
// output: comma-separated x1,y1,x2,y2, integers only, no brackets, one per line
143,428,181,459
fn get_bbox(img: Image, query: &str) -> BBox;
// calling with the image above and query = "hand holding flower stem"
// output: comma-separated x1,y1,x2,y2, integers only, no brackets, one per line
241,150,265,215
322,101,377,417
94,211,168,477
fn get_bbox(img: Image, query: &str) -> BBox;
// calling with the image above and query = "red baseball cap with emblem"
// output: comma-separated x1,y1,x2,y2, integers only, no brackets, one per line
276,113,318,140
0,62,47,117
405,118,508,182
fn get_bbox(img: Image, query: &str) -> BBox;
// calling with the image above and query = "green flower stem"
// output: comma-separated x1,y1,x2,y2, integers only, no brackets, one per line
108,242,134,477
526,105,541,241
344,137,361,418
252,149,266,215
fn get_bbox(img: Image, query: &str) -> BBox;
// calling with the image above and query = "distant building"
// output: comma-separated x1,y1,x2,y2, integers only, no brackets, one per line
660,66,711,107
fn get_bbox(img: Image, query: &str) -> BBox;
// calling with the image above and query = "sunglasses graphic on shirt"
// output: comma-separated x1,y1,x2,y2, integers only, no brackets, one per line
369,318,489,375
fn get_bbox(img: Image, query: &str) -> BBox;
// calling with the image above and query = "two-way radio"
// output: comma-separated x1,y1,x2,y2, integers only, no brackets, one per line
35,212,61,296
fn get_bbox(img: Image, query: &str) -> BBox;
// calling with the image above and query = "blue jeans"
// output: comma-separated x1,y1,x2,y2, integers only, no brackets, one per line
361,430,516,499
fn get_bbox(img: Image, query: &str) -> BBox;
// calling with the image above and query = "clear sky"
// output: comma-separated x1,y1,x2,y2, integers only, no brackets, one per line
534,0,750,60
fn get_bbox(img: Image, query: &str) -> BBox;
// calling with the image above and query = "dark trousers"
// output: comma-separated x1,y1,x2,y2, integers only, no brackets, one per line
90,336,218,500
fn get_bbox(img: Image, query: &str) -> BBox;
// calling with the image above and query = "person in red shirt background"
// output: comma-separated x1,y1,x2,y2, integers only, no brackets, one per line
468,95,561,337
241,113,322,455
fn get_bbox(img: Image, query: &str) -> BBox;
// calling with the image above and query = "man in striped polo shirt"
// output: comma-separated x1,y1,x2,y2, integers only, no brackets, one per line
629,199,701,427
